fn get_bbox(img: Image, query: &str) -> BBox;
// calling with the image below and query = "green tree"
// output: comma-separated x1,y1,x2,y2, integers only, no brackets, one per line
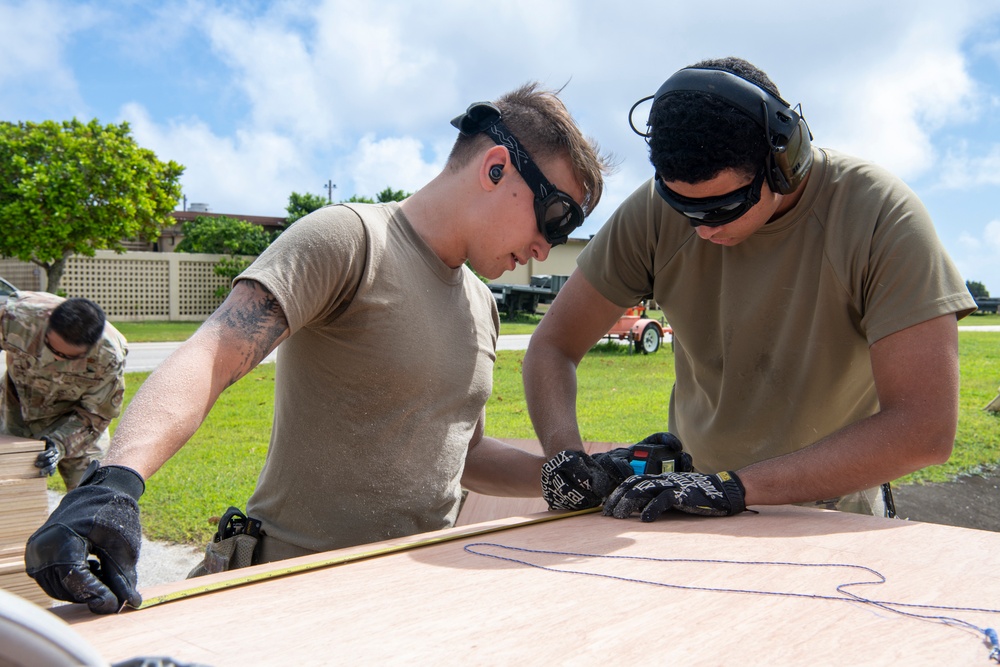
211,256,255,299
342,187,410,205
967,280,990,298
344,194,376,204
286,191,328,225
175,215,277,299
0,119,183,293
175,215,275,255
374,186,409,203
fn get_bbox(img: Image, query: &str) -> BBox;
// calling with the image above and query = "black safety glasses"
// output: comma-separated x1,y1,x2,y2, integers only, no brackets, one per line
451,102,584,246
44,331,88,361
655,165,766,227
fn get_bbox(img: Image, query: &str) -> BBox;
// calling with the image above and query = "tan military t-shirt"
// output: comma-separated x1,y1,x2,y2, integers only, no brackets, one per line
239,203,498,556
579,148,976,477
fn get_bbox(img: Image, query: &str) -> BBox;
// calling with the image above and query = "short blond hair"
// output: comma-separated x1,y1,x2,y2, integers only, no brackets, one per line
448,82,613,216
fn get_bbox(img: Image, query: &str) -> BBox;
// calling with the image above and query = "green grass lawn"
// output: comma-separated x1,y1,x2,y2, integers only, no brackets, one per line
959,311,1000,326
108,309,995,341
81,324,1000,546
111,321,203,342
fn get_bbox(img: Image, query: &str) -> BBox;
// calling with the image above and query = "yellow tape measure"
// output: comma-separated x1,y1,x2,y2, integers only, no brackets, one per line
137,508,598,609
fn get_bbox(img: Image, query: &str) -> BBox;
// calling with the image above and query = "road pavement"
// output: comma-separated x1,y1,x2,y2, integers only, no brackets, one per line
3,327,998,374
2,334,531,374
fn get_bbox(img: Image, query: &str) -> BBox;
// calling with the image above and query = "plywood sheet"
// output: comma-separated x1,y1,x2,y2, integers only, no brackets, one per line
55,506,1000,666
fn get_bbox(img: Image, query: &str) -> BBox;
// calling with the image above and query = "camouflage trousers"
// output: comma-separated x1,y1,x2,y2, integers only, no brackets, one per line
57,430,111,489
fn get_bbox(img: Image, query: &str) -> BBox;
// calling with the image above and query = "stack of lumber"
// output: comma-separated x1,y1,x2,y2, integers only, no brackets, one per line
0,434,50,606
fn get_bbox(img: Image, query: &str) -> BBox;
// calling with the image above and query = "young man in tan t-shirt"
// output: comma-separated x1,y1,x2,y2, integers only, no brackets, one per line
25,84,613,614
529,57,975,523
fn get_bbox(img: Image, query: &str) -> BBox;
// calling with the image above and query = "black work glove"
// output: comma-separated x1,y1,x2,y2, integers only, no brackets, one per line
541,450,633,510
603,470,747,521
25,462,145,614
34,436,61,477
540,432,692,511
626,432,693,475
112,658,213,667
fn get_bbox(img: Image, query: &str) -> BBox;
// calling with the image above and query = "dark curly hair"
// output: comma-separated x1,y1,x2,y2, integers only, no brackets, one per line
648,57,780,184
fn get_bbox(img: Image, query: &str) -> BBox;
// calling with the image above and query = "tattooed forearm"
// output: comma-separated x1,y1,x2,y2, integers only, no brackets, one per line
206,280,290,385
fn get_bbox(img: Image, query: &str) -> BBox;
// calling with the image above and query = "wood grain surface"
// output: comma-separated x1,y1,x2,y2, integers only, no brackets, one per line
55,505,1000,666
0,433,49,607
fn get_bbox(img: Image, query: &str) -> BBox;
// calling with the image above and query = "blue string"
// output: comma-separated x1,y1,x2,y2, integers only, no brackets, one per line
464,542,1000,662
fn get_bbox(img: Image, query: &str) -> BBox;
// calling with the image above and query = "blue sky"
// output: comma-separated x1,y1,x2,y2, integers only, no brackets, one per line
2,0,1000,293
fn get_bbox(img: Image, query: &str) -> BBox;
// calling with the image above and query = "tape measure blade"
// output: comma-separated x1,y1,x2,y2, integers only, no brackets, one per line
137,507,598,609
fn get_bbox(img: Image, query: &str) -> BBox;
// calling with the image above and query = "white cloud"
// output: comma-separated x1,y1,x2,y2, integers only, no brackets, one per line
204,8,336,144
0,0,97,119
200,0,464,144
121,103,313,217
806,19,976,179
986,220,1000,250
340,134,442,199
939,144,1000,189
953,222,1000,293
7,0,1000,257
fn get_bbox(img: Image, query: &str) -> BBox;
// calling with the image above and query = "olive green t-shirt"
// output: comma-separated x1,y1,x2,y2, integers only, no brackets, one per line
238,203,498,556
579,148,975,474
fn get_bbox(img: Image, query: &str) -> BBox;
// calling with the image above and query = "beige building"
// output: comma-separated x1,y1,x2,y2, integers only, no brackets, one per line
122,207,287,254
0,208,589,321
129,207,586,287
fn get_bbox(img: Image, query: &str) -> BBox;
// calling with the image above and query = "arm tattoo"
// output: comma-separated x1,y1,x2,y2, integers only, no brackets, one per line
210,280,289,385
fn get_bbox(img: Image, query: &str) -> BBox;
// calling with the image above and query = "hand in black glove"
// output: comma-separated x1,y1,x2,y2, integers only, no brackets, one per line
541,450,633,510
25,462,145,614
540,432,692,511
603,470,747,522
627,432,693,475
34,436,61,477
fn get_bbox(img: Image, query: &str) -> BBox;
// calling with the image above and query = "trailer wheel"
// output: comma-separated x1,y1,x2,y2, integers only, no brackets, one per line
638,323,660,354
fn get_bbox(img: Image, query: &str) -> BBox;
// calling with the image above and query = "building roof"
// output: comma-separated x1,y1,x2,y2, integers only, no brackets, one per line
170,210,287,230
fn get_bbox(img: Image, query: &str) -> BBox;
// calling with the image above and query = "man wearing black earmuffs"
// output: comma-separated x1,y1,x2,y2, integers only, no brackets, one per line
26,83,613,614
528,57,977,523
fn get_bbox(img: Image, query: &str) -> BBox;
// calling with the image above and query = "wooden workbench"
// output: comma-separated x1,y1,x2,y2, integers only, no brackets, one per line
54,505,1000,666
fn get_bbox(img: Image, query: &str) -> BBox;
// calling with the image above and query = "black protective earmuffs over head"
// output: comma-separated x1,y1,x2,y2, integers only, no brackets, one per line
631,67,814,195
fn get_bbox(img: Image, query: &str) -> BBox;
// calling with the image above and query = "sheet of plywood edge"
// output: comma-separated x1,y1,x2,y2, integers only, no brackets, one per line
456,439,620,526
138,507,597,608
55,506,1000,666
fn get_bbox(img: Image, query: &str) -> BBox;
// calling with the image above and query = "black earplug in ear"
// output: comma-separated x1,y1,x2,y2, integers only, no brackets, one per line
489,165,503,184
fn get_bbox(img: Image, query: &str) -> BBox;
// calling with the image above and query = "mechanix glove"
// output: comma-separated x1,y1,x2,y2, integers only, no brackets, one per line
541,432,692,511
603,470,747,522
541,450,632,510
34,436,61,477
25,462,145,614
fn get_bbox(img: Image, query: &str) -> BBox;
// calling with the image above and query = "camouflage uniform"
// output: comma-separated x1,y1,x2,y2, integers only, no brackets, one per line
0,292,128,489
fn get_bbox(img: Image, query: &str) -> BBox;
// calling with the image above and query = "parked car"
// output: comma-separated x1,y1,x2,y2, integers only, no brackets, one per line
0,277,17,306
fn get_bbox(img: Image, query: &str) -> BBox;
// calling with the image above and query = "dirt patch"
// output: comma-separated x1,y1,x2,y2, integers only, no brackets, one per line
891,466,1000,532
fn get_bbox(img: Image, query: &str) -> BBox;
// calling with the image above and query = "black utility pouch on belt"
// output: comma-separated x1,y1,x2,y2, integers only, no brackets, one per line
187,506,263,579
